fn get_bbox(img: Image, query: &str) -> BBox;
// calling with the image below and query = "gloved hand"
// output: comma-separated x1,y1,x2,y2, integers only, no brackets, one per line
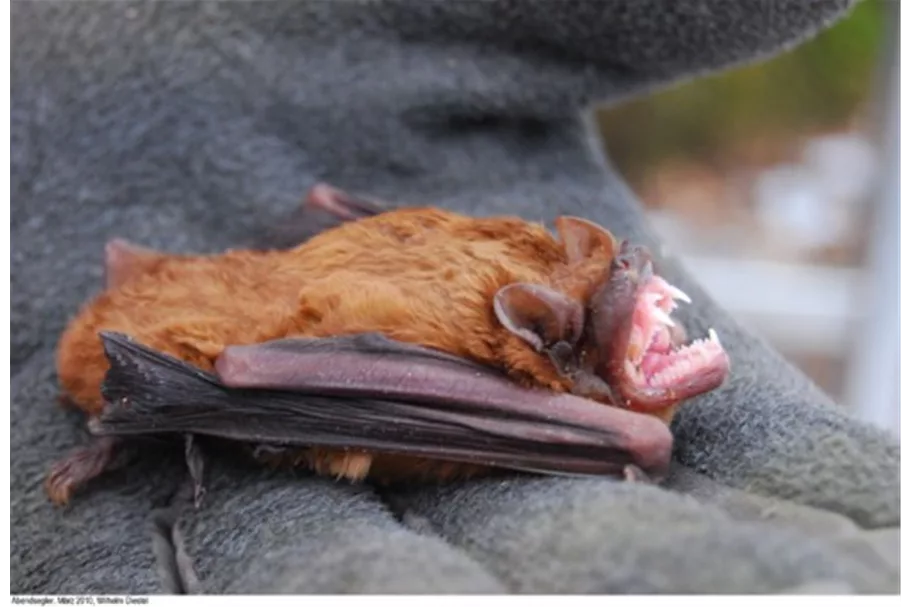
11,0,898,594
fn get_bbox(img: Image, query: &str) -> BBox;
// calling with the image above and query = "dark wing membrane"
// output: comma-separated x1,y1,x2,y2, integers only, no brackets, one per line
93,332,672,478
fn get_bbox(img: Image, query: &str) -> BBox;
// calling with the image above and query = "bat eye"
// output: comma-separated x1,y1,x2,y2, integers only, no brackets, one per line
547,340,577,376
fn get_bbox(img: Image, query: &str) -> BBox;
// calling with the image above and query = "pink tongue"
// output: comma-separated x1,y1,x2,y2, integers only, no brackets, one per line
651,327,672,353
640,352,669,377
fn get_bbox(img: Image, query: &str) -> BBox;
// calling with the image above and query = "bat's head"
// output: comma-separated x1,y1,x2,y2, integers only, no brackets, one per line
585,238,730,415
493,217,730,420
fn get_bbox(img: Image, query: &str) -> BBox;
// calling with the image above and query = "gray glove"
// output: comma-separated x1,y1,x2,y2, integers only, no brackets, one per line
11,0,898,594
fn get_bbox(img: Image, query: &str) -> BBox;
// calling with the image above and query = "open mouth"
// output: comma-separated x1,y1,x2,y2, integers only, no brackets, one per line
623,276,729,401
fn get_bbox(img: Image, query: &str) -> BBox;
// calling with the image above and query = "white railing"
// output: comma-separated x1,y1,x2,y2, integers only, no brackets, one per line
674,255,861,355
841,38,900,436
671,245,897,437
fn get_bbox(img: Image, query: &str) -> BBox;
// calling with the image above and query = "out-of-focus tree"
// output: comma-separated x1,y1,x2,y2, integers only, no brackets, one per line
597,0,885,186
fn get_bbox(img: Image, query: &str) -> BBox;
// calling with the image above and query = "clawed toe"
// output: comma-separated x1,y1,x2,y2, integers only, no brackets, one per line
45,436,119,506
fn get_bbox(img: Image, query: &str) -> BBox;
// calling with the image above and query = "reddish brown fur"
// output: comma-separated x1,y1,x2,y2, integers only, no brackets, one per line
54,208,619,498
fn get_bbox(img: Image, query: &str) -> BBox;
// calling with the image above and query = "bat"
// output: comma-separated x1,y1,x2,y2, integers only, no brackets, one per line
45,183,730,506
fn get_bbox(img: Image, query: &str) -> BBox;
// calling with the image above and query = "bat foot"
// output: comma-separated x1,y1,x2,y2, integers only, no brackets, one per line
45,436,120,506
183,435,206,509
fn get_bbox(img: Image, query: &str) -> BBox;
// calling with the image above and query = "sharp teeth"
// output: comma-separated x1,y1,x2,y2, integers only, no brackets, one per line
652,306,675,327
708,328,720,344
667,284,692,304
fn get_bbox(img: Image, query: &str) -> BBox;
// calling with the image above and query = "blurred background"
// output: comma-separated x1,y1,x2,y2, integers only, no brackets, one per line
596,0,899,436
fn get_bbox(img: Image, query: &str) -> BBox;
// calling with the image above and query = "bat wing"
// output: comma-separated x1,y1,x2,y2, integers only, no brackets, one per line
92,332,672,480
258,183,391,250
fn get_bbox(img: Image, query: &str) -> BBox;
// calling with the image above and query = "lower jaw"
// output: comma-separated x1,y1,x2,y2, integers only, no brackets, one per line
617,379,681,423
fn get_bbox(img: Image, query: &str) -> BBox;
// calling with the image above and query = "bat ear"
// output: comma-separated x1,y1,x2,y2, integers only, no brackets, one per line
105,238,163,289
555,216,618,263
493,283,585,352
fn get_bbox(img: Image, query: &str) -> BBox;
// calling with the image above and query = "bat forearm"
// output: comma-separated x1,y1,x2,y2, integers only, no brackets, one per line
91,332,673,480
